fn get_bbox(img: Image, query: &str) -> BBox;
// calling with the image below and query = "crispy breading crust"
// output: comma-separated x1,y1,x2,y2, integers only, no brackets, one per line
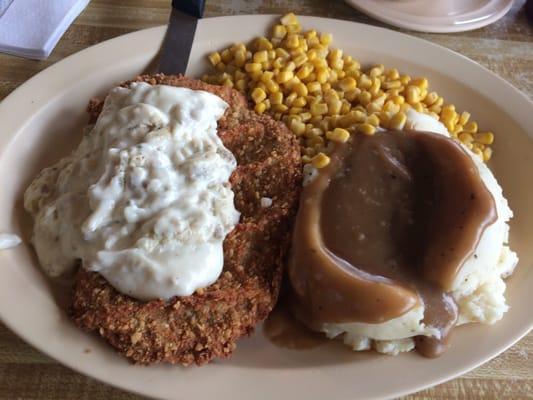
70,74,302,366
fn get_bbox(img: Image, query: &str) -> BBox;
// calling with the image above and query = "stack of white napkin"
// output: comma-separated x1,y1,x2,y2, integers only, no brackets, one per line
0,0,90,60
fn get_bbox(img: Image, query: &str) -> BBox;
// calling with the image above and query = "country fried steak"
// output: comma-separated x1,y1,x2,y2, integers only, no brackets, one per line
69,74,302,366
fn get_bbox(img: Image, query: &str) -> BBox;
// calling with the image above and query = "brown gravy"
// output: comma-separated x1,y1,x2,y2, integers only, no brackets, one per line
263,301,327,350
288,130,497,357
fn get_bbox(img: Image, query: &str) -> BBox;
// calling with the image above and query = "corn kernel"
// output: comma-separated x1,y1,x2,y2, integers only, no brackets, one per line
253,50,268,63
232,50,246,67
383,80,402,90
344,88,361,102
369,78,381,96
311,102,328,116
301,154,312,164
306,127,324,138
459,111,471,126
358,75,372,90
311,152,331,168
366,102,382,114
293,96,307,108
289,118,306,136
452,124,463,136
483,147,492,161
366,114,380,127
319,33,333,45
399,75,411,86
276,70,294,84
463,121,478,133
296,64,314,80
428,96,442,109
413,102,424,113
286,34,300,49
270,92,283,105
265,79,279,93
338,77,356,92
389,112,407,130
251,87,267,104
340,100,351,115
386,68,400,80
255,37,273,51
406,85,421,104
338,114,359,128
260,70,274,81
476,132,494,145
235,79,247,91
472,147,483,158
308,134,325,145
272,24,287,39
307,81,322,93
458,132,474,143
313,68,327,84
293,54,308,67
377,111,391,127
424,91,439,106
358,91,372,106
357,123,376,136
272,103,289,113
326,128,350,143
221,49,233,64
231,43,246,53
411,77,428,90
369,65,384,77
327,99,342,115
245,62,262,72
383,100,400,114
300,112,312,122
285,92,298,106
254,102,266,114
293,82,309,97
429,104,442,114
272,57,285,69
281,12,298,25
249,70,262,81
208,52,221,66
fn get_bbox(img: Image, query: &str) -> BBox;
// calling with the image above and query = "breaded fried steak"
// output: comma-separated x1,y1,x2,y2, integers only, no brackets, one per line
70,75,302,365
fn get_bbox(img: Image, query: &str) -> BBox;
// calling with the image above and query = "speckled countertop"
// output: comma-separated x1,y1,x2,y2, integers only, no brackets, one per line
0,1,531,399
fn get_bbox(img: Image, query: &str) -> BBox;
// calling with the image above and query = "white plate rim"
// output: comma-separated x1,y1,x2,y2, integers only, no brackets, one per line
0,15,531,400
344,0,513,33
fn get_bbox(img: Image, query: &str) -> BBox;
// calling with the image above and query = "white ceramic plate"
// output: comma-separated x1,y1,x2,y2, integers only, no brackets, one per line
345,0,513,33
0,15,532,400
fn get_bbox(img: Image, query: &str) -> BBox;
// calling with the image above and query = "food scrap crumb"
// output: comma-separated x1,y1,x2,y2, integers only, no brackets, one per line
302,163,318,186
260,197,273,208
84,348,91,354
517,349,529,360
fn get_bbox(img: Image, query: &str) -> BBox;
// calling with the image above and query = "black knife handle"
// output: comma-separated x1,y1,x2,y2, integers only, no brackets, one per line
172,0,205,18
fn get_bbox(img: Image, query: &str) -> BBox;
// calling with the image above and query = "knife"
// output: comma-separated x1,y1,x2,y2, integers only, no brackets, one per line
158,0,206,75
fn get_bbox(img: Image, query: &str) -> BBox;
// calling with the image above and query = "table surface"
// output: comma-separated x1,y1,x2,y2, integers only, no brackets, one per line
0,0,531,399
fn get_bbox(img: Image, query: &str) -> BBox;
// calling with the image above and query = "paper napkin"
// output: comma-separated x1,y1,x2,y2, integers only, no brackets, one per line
0,0,90,60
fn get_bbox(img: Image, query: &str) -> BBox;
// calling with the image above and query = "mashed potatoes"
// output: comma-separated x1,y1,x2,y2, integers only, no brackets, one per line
319,110,518,355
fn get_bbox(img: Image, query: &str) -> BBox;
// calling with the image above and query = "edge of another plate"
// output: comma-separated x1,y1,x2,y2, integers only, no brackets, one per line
344,0,513,33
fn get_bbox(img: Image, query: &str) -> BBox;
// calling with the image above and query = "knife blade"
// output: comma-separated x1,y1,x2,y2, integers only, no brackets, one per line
158,0,205,75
